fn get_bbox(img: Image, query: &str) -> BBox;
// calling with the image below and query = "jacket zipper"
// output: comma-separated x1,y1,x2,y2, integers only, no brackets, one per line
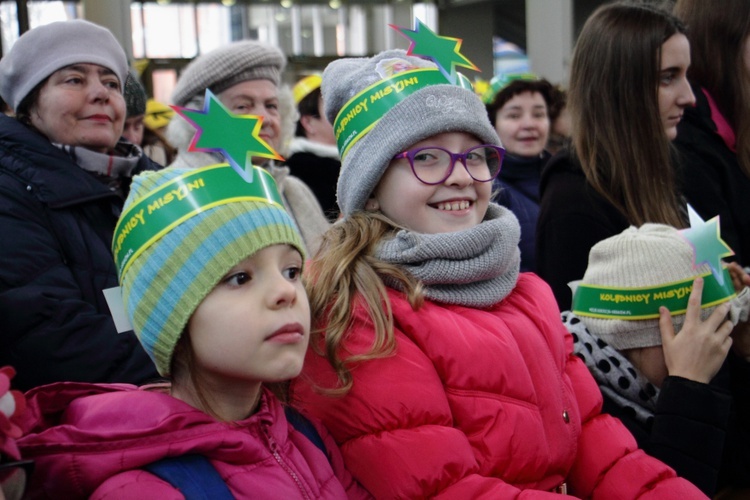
264,425,311,499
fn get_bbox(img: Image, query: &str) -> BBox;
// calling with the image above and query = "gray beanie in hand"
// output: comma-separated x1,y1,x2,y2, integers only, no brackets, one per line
574,223,750,350
0,19,128,112
322,49,501,217
171,40,286,107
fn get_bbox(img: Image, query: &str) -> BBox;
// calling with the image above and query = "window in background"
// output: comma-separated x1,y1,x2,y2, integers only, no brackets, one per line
0,1,78,56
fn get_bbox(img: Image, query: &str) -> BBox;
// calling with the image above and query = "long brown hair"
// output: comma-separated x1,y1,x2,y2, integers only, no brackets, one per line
568,1,686,227
673,0,750,177
305,211,423,395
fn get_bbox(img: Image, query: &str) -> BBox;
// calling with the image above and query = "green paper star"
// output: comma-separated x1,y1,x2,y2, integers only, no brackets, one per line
391,19,479,85
681,205,734,285
172,90,283,182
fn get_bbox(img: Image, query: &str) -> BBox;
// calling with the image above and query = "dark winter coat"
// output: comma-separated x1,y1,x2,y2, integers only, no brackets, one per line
0,114,159,390
493,151,550,273
536,149,629,310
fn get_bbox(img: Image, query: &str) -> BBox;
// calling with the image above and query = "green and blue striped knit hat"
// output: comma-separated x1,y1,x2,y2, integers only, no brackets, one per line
115,164,305,376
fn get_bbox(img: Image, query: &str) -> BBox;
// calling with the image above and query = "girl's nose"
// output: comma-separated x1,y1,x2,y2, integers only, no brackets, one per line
266,273,298,309
444,157,474,187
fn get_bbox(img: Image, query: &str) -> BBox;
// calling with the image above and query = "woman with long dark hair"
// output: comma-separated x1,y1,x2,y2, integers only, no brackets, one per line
536,2,695,310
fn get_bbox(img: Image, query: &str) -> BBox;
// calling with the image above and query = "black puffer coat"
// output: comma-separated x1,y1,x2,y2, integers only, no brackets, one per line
0,114,158,390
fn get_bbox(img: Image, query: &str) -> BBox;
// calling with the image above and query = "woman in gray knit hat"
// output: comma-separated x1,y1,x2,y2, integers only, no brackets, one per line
291,24,706,497
166,40,329,254
566,223,750,497
0,19,159,390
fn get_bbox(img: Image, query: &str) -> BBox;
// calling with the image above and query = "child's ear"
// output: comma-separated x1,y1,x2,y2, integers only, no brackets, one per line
365,198,380,211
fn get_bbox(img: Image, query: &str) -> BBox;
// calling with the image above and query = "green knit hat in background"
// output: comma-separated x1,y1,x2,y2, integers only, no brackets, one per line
115,164,305,375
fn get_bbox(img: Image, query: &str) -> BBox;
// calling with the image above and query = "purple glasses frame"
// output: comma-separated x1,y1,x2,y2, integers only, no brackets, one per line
392,144,505,185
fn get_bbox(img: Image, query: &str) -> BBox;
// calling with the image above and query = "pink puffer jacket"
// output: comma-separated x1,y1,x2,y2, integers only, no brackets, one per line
18,383,371,499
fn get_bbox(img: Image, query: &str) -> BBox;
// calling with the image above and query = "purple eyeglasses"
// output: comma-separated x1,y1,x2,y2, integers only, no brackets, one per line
392,144,505,185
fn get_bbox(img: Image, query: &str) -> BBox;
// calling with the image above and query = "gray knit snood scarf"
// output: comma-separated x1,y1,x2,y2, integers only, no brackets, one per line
374,203,521,308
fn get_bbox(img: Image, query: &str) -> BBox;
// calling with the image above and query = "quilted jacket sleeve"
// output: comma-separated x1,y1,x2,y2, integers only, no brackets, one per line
563,336,708,499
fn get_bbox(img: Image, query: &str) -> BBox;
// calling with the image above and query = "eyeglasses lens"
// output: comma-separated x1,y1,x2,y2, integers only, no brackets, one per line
466,146,502,181
411,148,448,184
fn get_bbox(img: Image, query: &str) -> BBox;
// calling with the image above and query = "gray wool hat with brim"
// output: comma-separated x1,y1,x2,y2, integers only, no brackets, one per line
171,40,286,107
322,49,501,217
575,223,750,351
0,19,128,112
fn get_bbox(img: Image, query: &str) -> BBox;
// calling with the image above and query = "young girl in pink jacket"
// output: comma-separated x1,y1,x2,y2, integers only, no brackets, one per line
291,22,708,499
17,153,370,498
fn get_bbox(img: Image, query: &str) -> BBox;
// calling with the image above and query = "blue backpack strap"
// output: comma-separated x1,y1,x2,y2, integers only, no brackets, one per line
284,406,329,462
144,454,234,500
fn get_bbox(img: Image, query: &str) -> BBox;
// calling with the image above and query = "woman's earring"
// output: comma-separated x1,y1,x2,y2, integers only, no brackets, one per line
365,199,380,211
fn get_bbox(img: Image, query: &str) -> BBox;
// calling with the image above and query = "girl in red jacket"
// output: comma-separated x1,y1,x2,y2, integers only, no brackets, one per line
291,22,708,499
17,160,370,498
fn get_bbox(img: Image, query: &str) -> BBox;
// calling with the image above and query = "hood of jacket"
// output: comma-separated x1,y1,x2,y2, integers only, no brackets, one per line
17,382,341,499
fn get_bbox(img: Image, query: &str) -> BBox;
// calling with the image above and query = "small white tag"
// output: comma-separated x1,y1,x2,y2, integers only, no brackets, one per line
103,286,133,333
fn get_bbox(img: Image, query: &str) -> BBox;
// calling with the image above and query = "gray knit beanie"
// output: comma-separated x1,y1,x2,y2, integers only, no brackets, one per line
125,73,147,118
0,19,128,112
322,49,501,216
171,40,286,107
574,223,750,350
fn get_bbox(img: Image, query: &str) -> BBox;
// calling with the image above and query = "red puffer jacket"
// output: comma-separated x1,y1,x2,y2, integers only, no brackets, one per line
293,273,707,499
18,383,371,499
